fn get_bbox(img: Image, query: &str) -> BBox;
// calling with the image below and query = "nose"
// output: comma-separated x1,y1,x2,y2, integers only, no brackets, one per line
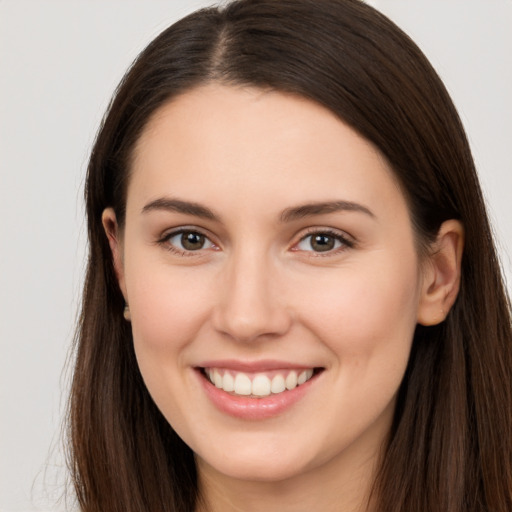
211,248,292,343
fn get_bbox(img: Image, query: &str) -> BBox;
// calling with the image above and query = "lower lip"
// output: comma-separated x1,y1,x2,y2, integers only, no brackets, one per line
196,369,320,420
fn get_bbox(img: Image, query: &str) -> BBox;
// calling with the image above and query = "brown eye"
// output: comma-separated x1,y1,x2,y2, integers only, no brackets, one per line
181,232,205,250
296,231,349,253
310,234,336,252
165,230,215,253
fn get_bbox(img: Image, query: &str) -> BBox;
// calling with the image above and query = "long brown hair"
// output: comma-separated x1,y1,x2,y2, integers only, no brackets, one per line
69,1,512,510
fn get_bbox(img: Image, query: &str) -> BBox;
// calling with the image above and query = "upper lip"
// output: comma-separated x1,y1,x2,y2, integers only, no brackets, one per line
196,359,321,372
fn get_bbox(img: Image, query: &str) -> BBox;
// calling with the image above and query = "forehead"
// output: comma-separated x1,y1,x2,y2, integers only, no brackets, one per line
128,84,405,221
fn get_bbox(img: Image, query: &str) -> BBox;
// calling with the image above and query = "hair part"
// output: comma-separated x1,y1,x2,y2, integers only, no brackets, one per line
69,1,512,510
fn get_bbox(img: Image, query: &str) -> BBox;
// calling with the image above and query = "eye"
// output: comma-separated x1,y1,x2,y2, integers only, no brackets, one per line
294,230,352,253
162,230,216,253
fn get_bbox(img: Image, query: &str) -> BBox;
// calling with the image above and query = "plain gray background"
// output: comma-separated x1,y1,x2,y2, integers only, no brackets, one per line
1,1,511,511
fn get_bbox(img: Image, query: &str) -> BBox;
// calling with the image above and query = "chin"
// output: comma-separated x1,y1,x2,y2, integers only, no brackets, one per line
209,459,306,483
195,438,321,483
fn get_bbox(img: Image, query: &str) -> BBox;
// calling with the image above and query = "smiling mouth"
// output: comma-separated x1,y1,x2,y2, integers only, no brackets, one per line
200,367,323,398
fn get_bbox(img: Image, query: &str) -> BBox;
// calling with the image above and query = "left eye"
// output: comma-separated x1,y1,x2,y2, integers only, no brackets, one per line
295,232,346,253
166,230,215,252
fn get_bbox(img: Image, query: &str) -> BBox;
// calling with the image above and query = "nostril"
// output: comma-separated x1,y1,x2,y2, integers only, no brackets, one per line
212,311,292,343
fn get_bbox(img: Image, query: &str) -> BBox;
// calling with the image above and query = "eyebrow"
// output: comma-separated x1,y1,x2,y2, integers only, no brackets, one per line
142,198,219,221
141,197,374,223
280,200,375,222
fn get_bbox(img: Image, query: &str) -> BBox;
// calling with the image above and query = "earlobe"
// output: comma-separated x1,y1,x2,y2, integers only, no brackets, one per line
417,220,464,326
101,208,127,298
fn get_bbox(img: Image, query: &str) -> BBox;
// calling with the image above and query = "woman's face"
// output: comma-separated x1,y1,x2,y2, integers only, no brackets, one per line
107,84,429,483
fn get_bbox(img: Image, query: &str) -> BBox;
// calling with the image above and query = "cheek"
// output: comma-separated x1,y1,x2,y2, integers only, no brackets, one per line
124,257,215,412
298,252,421,365
128,264,212,354
125,265,214,428
298,255,420,444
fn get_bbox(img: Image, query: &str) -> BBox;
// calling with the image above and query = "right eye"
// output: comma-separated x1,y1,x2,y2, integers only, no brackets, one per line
161,229,216,254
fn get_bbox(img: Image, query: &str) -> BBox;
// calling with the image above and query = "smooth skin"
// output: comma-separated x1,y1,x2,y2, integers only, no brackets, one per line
103,84,463,512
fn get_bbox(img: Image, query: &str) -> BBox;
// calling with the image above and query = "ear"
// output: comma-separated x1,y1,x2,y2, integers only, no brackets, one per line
417,219,464,326
102,207,127,299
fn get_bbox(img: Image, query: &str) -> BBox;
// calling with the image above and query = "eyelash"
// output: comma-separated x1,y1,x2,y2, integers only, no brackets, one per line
157,228,354,257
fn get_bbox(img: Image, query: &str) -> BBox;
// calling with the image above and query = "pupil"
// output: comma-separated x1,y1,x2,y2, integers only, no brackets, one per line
182,232,204,250
311,234,334,252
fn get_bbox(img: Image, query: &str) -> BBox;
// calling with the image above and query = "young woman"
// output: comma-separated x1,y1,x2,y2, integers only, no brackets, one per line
68,1,512,511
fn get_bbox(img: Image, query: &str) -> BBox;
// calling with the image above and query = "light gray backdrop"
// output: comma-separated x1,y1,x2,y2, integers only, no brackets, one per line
1,1,511,511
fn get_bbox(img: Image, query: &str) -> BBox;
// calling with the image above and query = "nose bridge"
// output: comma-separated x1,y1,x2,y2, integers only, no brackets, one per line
212,243,291,342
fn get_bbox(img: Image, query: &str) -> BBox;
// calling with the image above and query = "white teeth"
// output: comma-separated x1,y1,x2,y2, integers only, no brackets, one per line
285,371,298,390
223,372,235,392
270,374,286,394
213,369,223,388
234,373,252,395
252,374,272,397
206,368,315,397
298,369,313,385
